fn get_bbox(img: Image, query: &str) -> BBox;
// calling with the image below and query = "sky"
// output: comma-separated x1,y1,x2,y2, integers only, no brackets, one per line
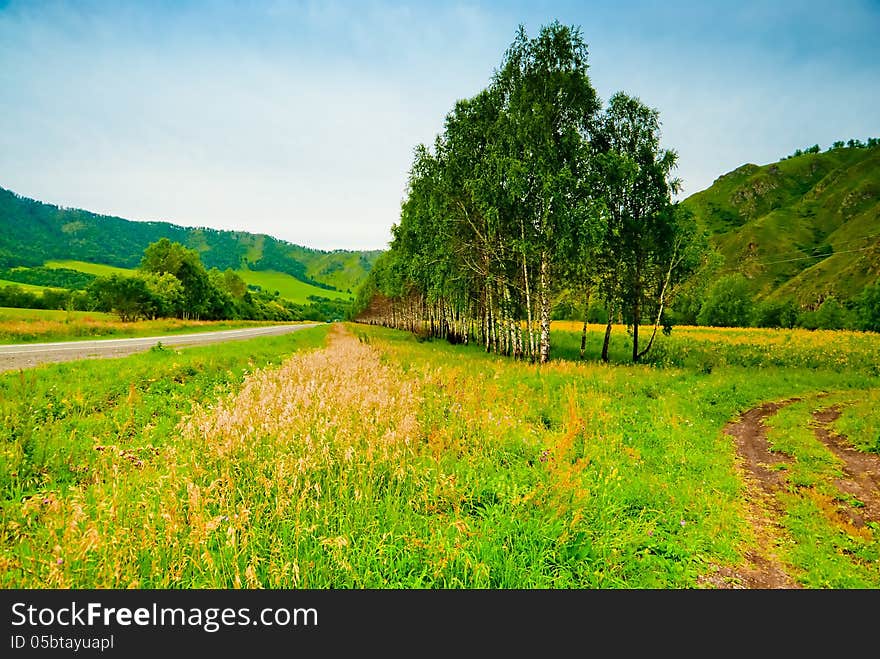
1,1,878,251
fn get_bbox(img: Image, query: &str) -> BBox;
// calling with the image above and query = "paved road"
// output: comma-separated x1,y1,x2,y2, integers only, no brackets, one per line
0,323,319,373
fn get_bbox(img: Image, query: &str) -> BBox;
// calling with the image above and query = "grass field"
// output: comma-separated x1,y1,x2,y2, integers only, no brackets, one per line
1,320,877,588
43,259,351,305
234,268,353,304
550,321,880,372
0,306,284,344
0,307,115,322
0,279,57,293
44,260,133,278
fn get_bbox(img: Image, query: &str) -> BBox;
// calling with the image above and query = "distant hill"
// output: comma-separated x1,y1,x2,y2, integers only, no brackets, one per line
680,143,880,308
0,185,382,296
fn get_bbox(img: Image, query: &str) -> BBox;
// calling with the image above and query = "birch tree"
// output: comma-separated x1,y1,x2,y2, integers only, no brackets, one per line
593,92,694,362
493,21,601,363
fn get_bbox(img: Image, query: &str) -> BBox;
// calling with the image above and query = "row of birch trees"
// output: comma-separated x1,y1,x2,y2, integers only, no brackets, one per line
354,21,703,363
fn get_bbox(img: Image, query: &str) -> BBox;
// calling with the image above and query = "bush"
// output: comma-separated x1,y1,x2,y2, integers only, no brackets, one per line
853,282,880,332
798,297,855,330
754,299,799,328
696,273,755,327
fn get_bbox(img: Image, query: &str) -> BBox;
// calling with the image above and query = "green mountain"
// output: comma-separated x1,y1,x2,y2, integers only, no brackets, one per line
0,185,382,295
680,143,880,308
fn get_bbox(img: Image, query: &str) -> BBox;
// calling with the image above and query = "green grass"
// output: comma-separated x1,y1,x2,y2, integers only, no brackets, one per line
0,306,300,344
0,317,297,344
2,321,877,588
338,325,879,588
0,325,331,587
303,250,381,294
44,260,134,278
0,324,330,496
0,279,57,293
764,395,880,587
0,306,115,322
43,258,355,305
235,268,353,304
549,322,880,375
832,389,880,454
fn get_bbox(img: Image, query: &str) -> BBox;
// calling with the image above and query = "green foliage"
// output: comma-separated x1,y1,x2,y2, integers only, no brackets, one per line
87,274,157,322
0,266,95,290
0,185,379,293
591,94,699,360
679,141,880,318
798,297,855,330
855,281,880,332
753,299,800,329
5,239,346,323
696,273,755,327
356,21,696,364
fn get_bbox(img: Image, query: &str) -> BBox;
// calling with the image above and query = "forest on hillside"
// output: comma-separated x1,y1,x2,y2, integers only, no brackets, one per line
0,238,350,323
353,22,880,360
0,185,381,295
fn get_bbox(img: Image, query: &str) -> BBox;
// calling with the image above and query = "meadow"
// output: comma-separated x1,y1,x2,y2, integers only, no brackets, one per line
44,259,353,306
0,279,54,294
0,306,284,344
0,321,877,588
44,260,133,278
232,268,353,304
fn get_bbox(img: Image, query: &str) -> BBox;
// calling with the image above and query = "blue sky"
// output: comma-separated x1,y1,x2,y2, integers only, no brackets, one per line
1,1,878,251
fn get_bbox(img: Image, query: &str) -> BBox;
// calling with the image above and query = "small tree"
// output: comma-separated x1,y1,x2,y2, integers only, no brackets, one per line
143,272,185,318
754,299,800,328
813,297,851,330
696,273,754,327
593,92,696,361
88,275,156,322
855,282,880,332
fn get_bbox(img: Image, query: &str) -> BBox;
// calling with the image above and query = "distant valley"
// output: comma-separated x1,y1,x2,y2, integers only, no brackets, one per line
1,141,877,315
0,186,382,305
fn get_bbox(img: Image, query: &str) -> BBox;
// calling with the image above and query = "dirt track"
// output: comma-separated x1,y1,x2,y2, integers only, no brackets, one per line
700,397,880,589
0,323,318,373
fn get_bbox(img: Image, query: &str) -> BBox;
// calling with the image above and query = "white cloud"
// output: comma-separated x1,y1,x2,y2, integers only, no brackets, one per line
0,1,877,249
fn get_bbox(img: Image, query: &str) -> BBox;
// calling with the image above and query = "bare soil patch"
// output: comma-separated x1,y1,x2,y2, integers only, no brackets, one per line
701,397,880,589
811,406,880,527
699,399,802,589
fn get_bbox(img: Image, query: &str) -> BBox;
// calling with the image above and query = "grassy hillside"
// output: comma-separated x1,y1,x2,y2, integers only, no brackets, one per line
0,185,381,294
233,268,353,304
304,249,385,294
39,259,349,306
0,279,53,294
0,306,114,322
681,143,880,308
44,260,132,278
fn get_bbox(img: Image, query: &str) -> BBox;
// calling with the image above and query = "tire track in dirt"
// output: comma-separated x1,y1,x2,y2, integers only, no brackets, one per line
700,398,803,589
810,406,880,528
706,398,800,589
703,397,880,589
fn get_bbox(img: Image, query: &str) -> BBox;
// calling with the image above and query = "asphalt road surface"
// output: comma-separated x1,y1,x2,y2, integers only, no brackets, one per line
0,323,319,373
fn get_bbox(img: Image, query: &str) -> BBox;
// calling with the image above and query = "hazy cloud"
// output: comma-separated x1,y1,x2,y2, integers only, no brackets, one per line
1,0,877,250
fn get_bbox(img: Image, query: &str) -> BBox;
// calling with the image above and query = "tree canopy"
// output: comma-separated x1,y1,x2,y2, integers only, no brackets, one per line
354,21,699,362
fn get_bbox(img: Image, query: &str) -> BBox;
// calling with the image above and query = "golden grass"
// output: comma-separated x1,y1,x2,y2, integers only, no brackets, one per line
0,316,277,343
182,324,422,464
